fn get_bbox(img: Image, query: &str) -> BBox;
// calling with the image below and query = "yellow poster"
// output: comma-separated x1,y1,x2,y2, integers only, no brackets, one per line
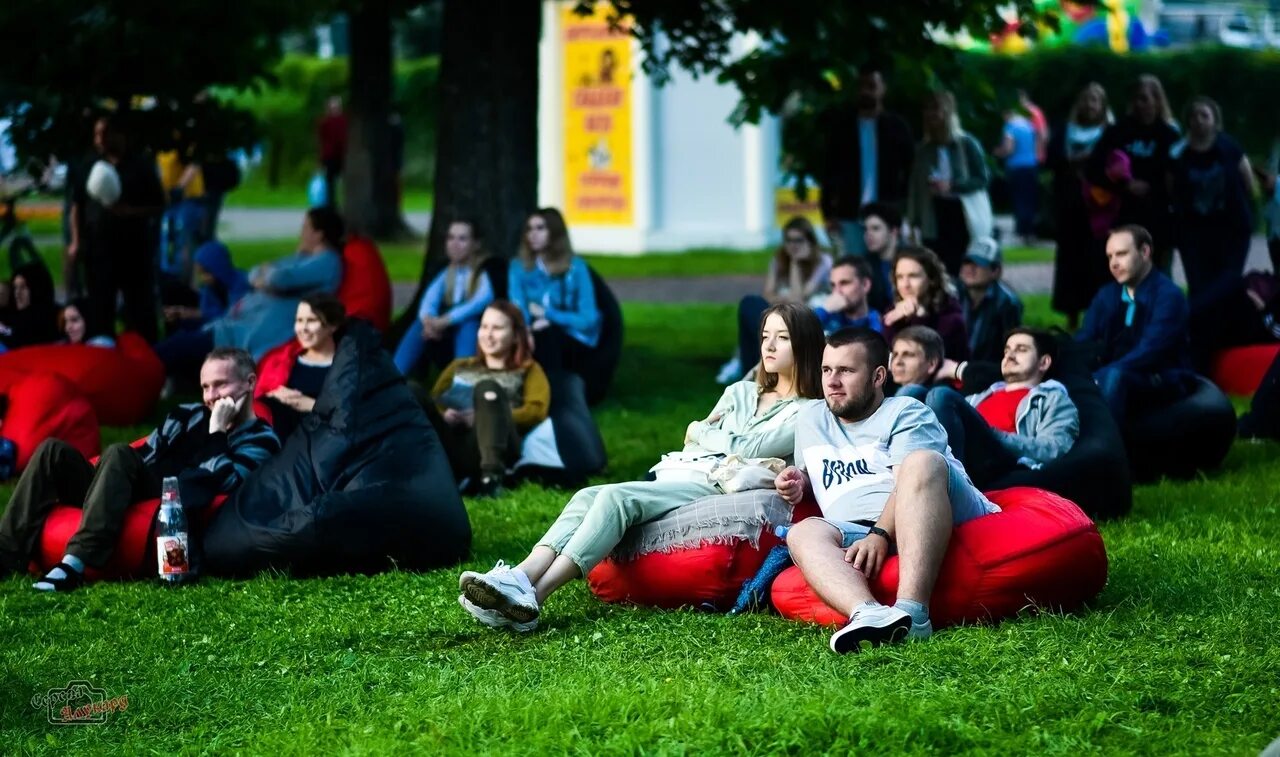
562,4,633,225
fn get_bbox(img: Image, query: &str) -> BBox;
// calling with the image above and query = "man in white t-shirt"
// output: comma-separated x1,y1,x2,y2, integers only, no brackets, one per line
775,327,999,654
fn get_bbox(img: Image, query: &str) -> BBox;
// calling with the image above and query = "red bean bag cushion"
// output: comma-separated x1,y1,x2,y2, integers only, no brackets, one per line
336,235,392,332
0,369,99,472
0,333,164,426
587,490,791,609
771,487,1107,629
34,496,227,581
1210,344,1280,396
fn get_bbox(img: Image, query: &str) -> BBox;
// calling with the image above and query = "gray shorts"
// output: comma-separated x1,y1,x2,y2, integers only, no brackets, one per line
817,461,998,549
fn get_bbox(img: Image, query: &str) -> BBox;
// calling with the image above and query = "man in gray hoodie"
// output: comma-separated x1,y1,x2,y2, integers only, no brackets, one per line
922,327,1078,488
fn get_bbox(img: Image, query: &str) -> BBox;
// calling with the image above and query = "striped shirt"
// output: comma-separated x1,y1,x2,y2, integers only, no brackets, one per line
139,403,280,509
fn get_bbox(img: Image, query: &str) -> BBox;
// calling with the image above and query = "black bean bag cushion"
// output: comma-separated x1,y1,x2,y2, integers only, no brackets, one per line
203,319,471,576
513,371,607,487
986,340,1134,520
585,266,624,406
1123,373,1236,482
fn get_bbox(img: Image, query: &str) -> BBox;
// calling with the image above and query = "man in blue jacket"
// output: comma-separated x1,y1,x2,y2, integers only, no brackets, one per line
1076,224,1192,423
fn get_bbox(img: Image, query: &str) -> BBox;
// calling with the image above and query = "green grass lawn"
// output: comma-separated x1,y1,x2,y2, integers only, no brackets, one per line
222,176,435,213
2,302,1279,753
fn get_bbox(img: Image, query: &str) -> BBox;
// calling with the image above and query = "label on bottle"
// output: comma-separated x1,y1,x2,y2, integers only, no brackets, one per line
157,534,191,576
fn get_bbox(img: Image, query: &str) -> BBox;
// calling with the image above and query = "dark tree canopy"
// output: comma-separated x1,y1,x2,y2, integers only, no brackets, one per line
0,0,318,161
594,0,1052,182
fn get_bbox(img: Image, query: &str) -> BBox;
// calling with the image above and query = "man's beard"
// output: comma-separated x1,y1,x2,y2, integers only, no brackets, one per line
829,388,878,421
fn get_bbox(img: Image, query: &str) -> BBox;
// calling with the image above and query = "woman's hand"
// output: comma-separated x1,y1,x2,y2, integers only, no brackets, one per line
684,420,702,447
531,317,551,332
267,387,315,412
883,298,918,326
528,302,546,319
421,316,448,340
443,408,475,428
928,177,950,196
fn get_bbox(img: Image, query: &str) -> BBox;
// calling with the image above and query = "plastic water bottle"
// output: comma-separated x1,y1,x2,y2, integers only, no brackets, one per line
156,477,191,585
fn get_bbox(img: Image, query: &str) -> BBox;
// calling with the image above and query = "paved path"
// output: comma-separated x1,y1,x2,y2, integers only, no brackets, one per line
220,207,431,240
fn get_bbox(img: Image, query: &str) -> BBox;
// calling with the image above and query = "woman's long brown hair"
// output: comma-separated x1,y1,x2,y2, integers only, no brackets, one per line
755,301,825,399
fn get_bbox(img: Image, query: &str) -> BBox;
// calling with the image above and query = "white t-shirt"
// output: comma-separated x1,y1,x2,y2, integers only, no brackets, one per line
793,397,976,523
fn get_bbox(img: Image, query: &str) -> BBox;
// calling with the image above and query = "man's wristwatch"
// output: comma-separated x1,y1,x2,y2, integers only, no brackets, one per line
867,525,892,542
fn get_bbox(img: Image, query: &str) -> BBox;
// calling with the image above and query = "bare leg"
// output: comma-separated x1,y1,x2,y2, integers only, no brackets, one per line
532,555,581,604
787,518,876,617
893,450,953,606
516,546,558,585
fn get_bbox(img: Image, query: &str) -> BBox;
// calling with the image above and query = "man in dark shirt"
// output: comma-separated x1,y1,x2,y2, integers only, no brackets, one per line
957,237,1023,362
820,67,914,258
1076,224,1192,423
80,118,166,343
0,348,281,591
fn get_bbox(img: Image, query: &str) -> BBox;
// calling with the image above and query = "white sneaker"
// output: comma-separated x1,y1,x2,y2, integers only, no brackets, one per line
458,594,537,632
715,356,742,385
459,560,540,624
829,603,913,654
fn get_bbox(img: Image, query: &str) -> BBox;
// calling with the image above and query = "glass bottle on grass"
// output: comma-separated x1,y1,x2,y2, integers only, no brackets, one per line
157,477,191,585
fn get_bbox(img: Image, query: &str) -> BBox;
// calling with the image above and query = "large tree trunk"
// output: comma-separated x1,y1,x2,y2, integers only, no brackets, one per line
345,0,412,240
394,0,540,337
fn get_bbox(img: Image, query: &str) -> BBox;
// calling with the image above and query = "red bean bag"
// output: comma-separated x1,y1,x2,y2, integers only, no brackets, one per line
1210,343,1280,396
33,495,227,581
771,487,1107,629
0,333,165,425
587,490,792,609
336,235,392,332
0,369,99,472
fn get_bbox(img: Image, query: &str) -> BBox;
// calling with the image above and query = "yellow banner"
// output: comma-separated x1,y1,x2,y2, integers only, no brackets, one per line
562,4,633,226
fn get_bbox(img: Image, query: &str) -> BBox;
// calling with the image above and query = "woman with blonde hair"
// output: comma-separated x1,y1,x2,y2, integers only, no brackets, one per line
906,90,992,276
1086,74,1181,271
508,207,604,385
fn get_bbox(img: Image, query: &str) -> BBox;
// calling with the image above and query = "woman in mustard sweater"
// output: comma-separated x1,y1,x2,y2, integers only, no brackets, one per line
429,301,550,496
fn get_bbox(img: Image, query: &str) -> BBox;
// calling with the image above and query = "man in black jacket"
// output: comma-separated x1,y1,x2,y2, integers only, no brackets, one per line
0,348,280,591
820,67,914,258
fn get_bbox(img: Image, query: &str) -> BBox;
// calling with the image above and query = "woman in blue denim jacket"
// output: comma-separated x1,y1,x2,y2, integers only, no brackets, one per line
508,208,603,385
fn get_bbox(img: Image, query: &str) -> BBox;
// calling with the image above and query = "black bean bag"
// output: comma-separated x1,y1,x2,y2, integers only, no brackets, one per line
513,371,607,487
1123,373,1237,482
585,266,624,406
986,341,1133,520
203,319,471,576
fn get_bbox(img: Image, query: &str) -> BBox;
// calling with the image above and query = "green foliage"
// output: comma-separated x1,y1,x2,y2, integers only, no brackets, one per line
2,302,1280,752
0,0,316,160
221,55,439,189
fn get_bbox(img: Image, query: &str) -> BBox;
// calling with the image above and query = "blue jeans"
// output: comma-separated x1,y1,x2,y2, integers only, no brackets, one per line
1007,166,1039,237
393,319,480,376
737,295,771,372
925,386,1019,488
807,457,998,549
1095,365,1189,424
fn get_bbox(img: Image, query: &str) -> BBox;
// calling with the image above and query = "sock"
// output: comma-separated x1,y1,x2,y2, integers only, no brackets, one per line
42,554,85,582
894,598,929,625
849,600,881,619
